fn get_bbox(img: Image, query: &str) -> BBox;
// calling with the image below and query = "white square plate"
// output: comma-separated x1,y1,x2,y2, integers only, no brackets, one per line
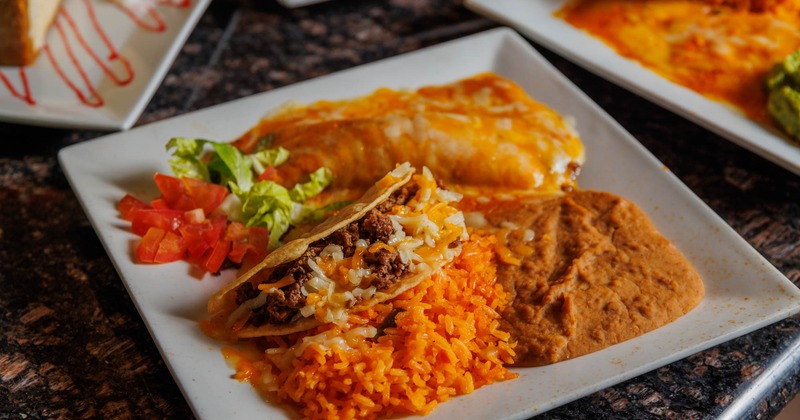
465,0,800,177
0,0,210,130
58,28,800,419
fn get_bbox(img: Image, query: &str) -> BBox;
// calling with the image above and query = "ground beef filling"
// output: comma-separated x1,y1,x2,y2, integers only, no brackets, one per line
236,187,418,326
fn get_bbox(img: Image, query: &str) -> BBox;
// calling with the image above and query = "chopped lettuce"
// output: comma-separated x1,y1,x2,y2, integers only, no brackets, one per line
240,181,295,250
166,137,334,249
166,137,210,180
290,167,334,202
766,48,800,143
250,147,290,176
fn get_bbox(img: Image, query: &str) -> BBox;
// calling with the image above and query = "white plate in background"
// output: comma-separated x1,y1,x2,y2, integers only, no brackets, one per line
465,0,800,177
0,0,210,130
59,28,800,419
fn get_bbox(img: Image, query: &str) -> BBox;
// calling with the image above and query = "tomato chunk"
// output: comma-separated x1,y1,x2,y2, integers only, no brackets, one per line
149,197,170,209
171,194,198,212
183,177,229,214
154,231,186,263
227,242,250,264
202,240,231,273
257,165,278,182
184,208,206,225
154,173,185,204
124,173,250,272
118,194,150,221
224,222,249,242
137,227,166,263
131,209,184,236
248,226,269,259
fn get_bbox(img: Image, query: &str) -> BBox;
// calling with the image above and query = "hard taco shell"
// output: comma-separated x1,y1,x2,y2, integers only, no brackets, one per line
207,163,421,338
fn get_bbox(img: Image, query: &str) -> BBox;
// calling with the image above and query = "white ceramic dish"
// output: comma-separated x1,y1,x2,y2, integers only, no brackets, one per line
0,0,210,130
465,0,800,177
59,28,800,419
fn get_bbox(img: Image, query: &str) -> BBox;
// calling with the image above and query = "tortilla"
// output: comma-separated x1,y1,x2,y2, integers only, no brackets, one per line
231,73,585,196
207,163,468,338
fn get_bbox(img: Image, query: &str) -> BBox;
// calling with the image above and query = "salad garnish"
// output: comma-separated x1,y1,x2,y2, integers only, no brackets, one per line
118,137,337,273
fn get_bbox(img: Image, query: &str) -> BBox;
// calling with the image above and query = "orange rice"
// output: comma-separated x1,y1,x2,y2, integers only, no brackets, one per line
215,232,517,419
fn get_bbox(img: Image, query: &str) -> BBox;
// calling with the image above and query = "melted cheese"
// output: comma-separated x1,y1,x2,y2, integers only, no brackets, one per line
232,73,585,197
559,0,800,124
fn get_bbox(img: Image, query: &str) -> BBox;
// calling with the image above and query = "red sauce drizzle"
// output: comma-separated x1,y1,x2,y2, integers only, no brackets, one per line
116,0,193,31
47,21,104,107
0,69,36,105
60,3,134,86
117,4,167,32
1,0,193,108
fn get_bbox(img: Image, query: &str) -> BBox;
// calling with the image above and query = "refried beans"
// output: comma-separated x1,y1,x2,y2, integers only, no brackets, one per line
470,190,704,366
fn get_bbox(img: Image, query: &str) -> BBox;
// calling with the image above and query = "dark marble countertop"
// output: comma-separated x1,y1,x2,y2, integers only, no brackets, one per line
2,0,800,418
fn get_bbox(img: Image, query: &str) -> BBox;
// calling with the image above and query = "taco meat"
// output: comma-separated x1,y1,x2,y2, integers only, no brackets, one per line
236,206,412,326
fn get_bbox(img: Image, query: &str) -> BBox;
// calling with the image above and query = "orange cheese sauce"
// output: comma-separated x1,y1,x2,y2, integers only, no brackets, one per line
559,0,800,124
232,73,585,198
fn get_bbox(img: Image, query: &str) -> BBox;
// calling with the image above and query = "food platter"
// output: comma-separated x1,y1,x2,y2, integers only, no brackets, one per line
465,0,800,177
0,0,210,130
58,28,800,419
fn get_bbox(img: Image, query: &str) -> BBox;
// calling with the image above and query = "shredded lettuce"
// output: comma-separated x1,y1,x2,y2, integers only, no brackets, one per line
250,147,290,176
166,137,334,249
290,167,333,202
240,181,295,250
166,137,211,180
206,142,254,195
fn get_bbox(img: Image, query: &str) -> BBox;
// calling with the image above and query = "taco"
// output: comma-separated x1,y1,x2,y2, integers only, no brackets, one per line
206,162,469,338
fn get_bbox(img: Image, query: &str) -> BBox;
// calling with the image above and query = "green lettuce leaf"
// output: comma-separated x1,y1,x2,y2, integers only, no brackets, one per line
250,146,290,175
165,137,334,249
206,142,254,195
165,137,211,181
289,167,334,202
240,181,294,250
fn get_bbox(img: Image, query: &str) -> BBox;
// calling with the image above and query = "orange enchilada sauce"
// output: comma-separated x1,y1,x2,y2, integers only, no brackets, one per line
558,0,800,125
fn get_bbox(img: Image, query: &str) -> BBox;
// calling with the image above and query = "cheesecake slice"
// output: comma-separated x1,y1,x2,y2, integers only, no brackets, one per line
0,0,63,66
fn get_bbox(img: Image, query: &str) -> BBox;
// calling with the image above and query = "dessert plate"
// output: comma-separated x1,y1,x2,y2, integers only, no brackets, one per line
0,0,210,130
465,0,800,177
59,28,800,419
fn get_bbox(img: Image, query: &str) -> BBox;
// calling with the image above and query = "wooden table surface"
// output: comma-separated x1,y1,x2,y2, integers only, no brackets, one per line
2,0,800,418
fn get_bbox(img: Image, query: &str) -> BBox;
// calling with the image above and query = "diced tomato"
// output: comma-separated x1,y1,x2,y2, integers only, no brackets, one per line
182,177,229,214
225,223,266,264
131,209,184,236
247,226,269,261
204,216,228,244
180,224,212,260
257,165,278,182
202,239,231,273
224,222,249,242
184,208,206,224
153,231,186,263
137,227,167,263
227,242,250,264
150,197,170,209
170,194,197,212
154,173,185,204
118,194,150,221
124,173,239,272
